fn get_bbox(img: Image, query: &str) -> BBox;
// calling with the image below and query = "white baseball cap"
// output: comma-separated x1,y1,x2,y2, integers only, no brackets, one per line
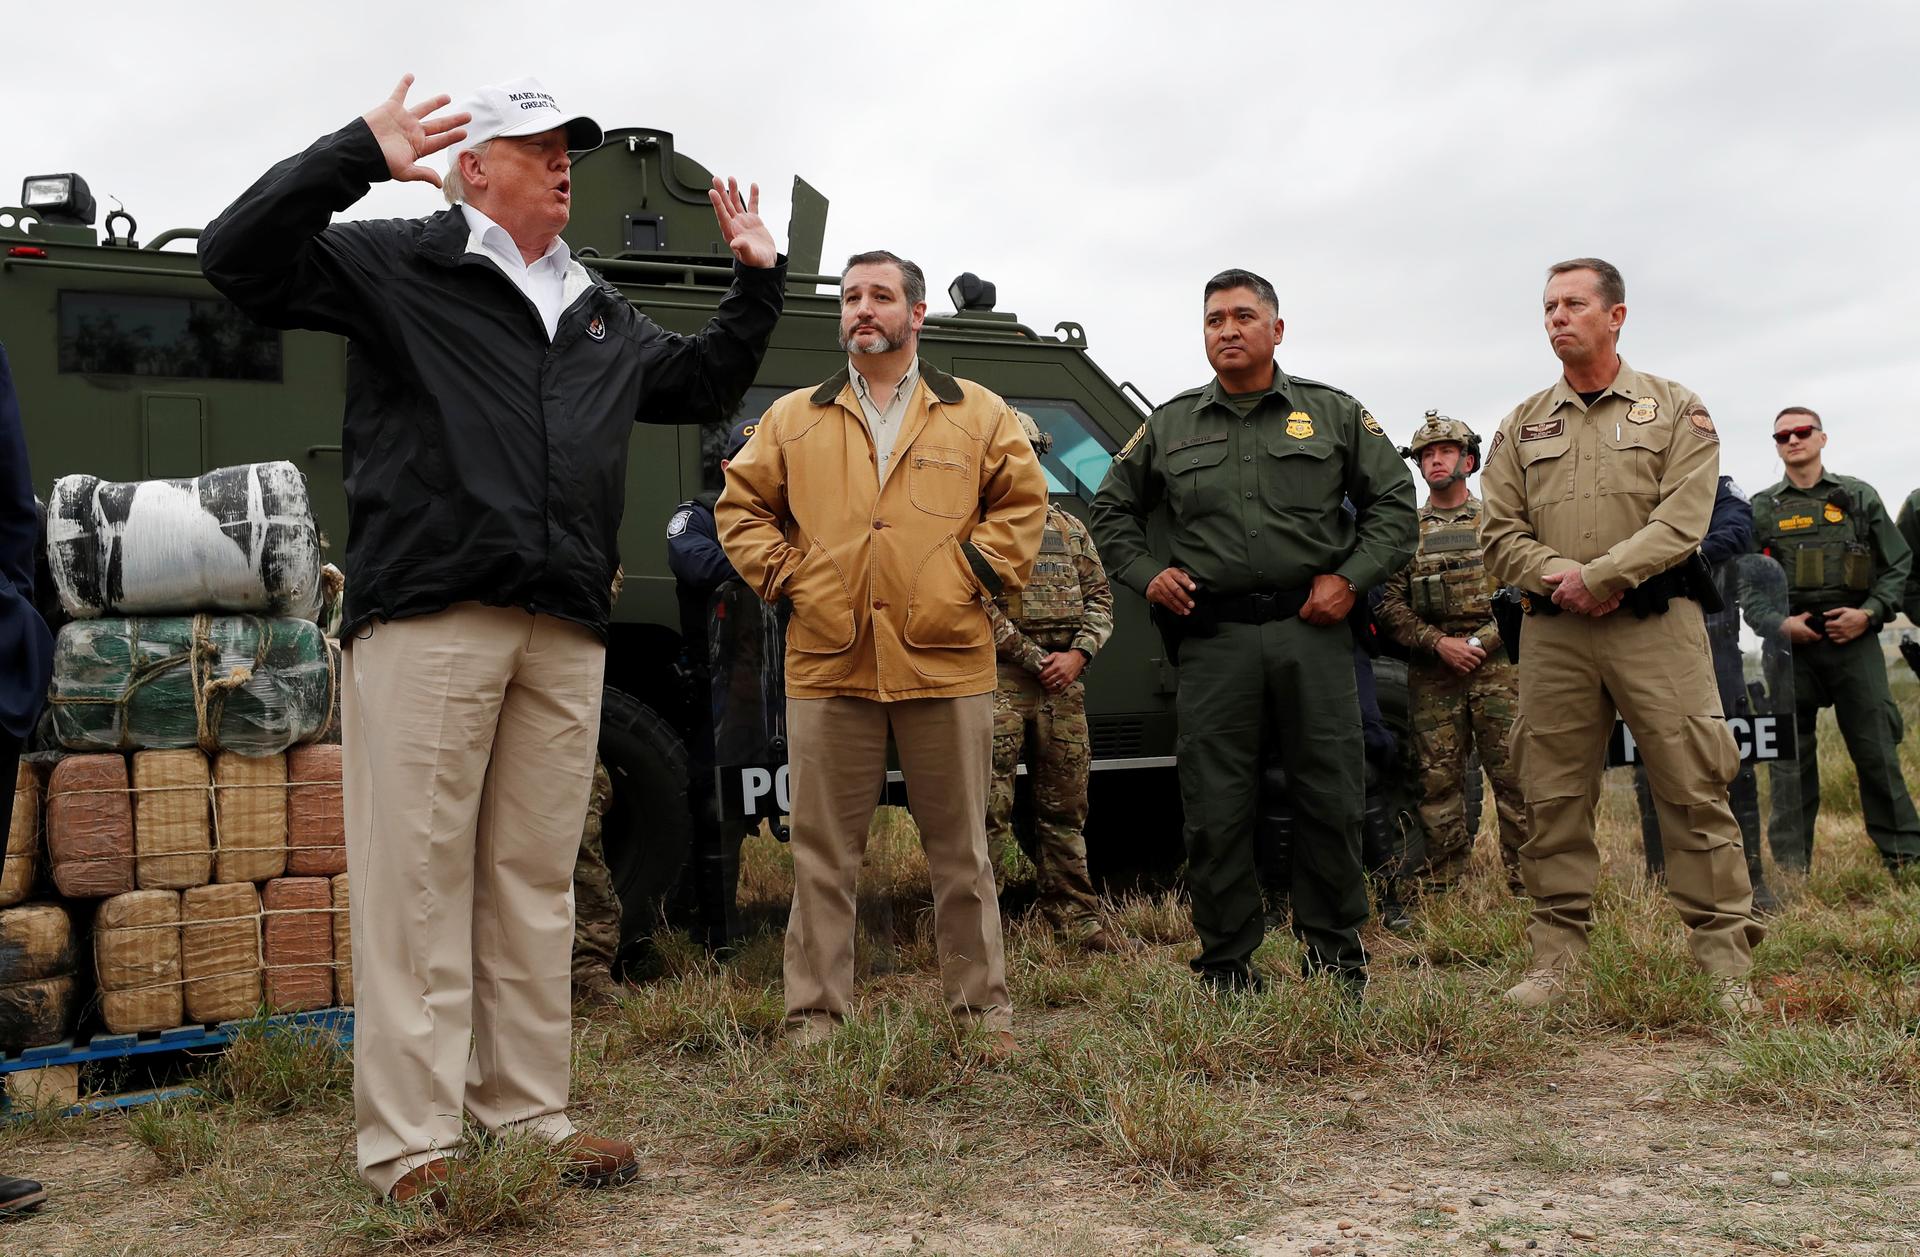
444,76,602,169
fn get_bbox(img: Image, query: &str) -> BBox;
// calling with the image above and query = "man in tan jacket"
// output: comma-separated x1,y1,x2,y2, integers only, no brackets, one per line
717,250,1048,1054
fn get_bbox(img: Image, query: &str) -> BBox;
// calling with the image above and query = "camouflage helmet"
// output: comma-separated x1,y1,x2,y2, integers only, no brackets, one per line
1014,409,1053,455
1402,409,1479,462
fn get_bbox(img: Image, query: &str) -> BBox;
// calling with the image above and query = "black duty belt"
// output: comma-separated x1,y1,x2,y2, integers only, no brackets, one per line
1210,586,1312,625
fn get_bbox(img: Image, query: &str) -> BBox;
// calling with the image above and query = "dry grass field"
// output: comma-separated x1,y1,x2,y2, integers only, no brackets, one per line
4,695,1919,1255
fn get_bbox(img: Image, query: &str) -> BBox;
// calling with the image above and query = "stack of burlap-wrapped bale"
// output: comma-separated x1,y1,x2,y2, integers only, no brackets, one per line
0,462,352,1053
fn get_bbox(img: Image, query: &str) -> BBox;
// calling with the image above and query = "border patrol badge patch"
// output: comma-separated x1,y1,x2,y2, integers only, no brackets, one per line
1361,411,1385,437
1627,397,1658,424
1285,412,1315,440
1687,406,1718,441
667,508,692,538
1824,502,1845,523
1488,430,1505,460
1117,422,1148,462
1779,514,1814,531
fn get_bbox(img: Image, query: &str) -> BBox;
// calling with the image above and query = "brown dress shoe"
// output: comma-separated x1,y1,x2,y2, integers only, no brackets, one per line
386,1158,453,1208
558,1133,639,1188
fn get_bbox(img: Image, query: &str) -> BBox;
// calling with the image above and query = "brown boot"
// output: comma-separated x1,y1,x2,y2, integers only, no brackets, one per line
1083,928,1127,954
558,1133,639,1189
386,1158,453,1208
981,1030,1017,1062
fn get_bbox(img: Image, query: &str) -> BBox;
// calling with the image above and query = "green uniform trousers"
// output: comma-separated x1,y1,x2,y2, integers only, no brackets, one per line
1772,633,1920,871
1510,602,1763,977
1176,618,1368,981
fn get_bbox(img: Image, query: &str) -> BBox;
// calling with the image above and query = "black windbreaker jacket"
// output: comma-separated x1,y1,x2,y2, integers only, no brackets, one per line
199,119,785,638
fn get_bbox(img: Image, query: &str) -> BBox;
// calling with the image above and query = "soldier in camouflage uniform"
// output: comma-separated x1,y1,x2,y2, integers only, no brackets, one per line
985,412,1120,949
1376,412,1527,895
572,757,621,1002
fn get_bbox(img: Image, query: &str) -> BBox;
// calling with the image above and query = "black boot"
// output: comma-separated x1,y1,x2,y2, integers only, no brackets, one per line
0,1175,45,1216
1362,795,1412,933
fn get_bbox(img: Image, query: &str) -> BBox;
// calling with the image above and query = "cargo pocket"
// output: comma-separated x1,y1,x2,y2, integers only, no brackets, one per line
1259,435,1337,513
1517,432,1574,504
1638,714,1740,811
907,446,974,519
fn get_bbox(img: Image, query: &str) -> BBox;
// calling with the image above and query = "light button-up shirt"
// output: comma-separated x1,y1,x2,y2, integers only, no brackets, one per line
461,203,571,340
850,357,920,487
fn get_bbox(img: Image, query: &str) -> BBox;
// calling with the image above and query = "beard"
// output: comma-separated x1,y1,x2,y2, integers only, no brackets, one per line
839,314,910,355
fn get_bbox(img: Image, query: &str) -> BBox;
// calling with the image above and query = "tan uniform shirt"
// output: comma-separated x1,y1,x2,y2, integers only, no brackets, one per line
1479,360,1720,600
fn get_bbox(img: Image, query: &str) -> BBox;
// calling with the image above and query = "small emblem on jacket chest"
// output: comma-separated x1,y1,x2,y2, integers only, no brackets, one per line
587,315,607,341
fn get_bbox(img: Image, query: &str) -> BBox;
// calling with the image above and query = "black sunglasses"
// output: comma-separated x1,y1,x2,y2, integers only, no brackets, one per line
1772,425,1819,444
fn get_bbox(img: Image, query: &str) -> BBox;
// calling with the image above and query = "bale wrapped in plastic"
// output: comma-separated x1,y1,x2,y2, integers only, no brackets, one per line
261,877,332,1012
47,754,135,897
0,904,78,1052
96,889,183,1034
181,882,262,1024
330,873,352,1006
1,761,40,907
47,462,324,620
286,744,344,877
133,749,212,889
47,615,335,755
212,752,286,884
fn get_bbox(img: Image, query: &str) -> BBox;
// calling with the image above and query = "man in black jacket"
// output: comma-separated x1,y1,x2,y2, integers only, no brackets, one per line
200,74,784,1203
0,344,53,1220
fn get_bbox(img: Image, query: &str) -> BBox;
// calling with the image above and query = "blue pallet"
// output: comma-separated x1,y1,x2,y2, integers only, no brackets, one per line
0,1007,354,1075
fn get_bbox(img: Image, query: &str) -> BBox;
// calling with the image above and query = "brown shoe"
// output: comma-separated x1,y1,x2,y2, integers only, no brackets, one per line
386,1158,453,1208
982,1030,1017,1062
558,1133,639,1189
1083,928,1127,954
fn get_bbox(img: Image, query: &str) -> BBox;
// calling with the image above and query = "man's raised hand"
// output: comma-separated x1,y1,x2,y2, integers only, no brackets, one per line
709,177,778,268
362,74,470,189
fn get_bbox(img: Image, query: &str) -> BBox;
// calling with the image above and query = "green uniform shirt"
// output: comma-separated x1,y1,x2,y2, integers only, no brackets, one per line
1751,470,1910,627
1897,488,1920,624
1089,371,1416,597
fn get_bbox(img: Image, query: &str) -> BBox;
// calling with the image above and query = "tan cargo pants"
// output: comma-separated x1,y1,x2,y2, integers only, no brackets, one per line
1509,601,1763,976
783,693,1010,1033
343,604,604,1195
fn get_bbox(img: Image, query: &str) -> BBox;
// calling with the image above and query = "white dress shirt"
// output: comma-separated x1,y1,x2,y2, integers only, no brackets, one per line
460,204,573,340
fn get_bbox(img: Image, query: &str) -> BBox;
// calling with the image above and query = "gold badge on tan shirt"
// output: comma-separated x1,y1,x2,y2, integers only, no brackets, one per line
1286,412,1315,439
1824,502,1845,523
1361,411,1386,436
1628,397,1658,424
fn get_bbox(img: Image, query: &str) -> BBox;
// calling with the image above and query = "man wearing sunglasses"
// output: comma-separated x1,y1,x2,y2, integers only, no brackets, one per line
1751,409,1920,876
1480,257,1763,1016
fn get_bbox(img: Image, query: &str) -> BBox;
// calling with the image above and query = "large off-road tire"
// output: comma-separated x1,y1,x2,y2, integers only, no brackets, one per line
597,687,693,954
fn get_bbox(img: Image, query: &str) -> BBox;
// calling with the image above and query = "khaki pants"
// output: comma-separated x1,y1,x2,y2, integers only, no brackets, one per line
1510,601,1763,976
784,693,1011,1032
343,604,605,1195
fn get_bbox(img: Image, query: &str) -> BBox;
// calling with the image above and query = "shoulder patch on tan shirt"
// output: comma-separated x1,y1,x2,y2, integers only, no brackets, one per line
1687,405,1717,441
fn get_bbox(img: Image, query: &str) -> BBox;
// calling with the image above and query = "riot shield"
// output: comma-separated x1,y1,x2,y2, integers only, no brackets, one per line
709,580,790,831
1616,554,1798,878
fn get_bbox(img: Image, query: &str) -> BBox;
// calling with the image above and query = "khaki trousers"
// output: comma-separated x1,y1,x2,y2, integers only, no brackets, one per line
784,693,1011,1032
343,604,604,1194
1510,601,1763,977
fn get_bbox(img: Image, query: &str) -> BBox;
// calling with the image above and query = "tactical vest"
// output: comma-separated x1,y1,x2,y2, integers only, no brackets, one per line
1756,485,1872,609
999,515,1085,638
1407,514,1496,630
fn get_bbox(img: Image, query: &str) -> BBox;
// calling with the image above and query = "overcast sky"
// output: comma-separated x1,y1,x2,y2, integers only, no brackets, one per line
12,1,1917,501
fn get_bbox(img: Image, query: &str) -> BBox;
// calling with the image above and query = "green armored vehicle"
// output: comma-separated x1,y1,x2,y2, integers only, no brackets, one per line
0,133,1187,949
